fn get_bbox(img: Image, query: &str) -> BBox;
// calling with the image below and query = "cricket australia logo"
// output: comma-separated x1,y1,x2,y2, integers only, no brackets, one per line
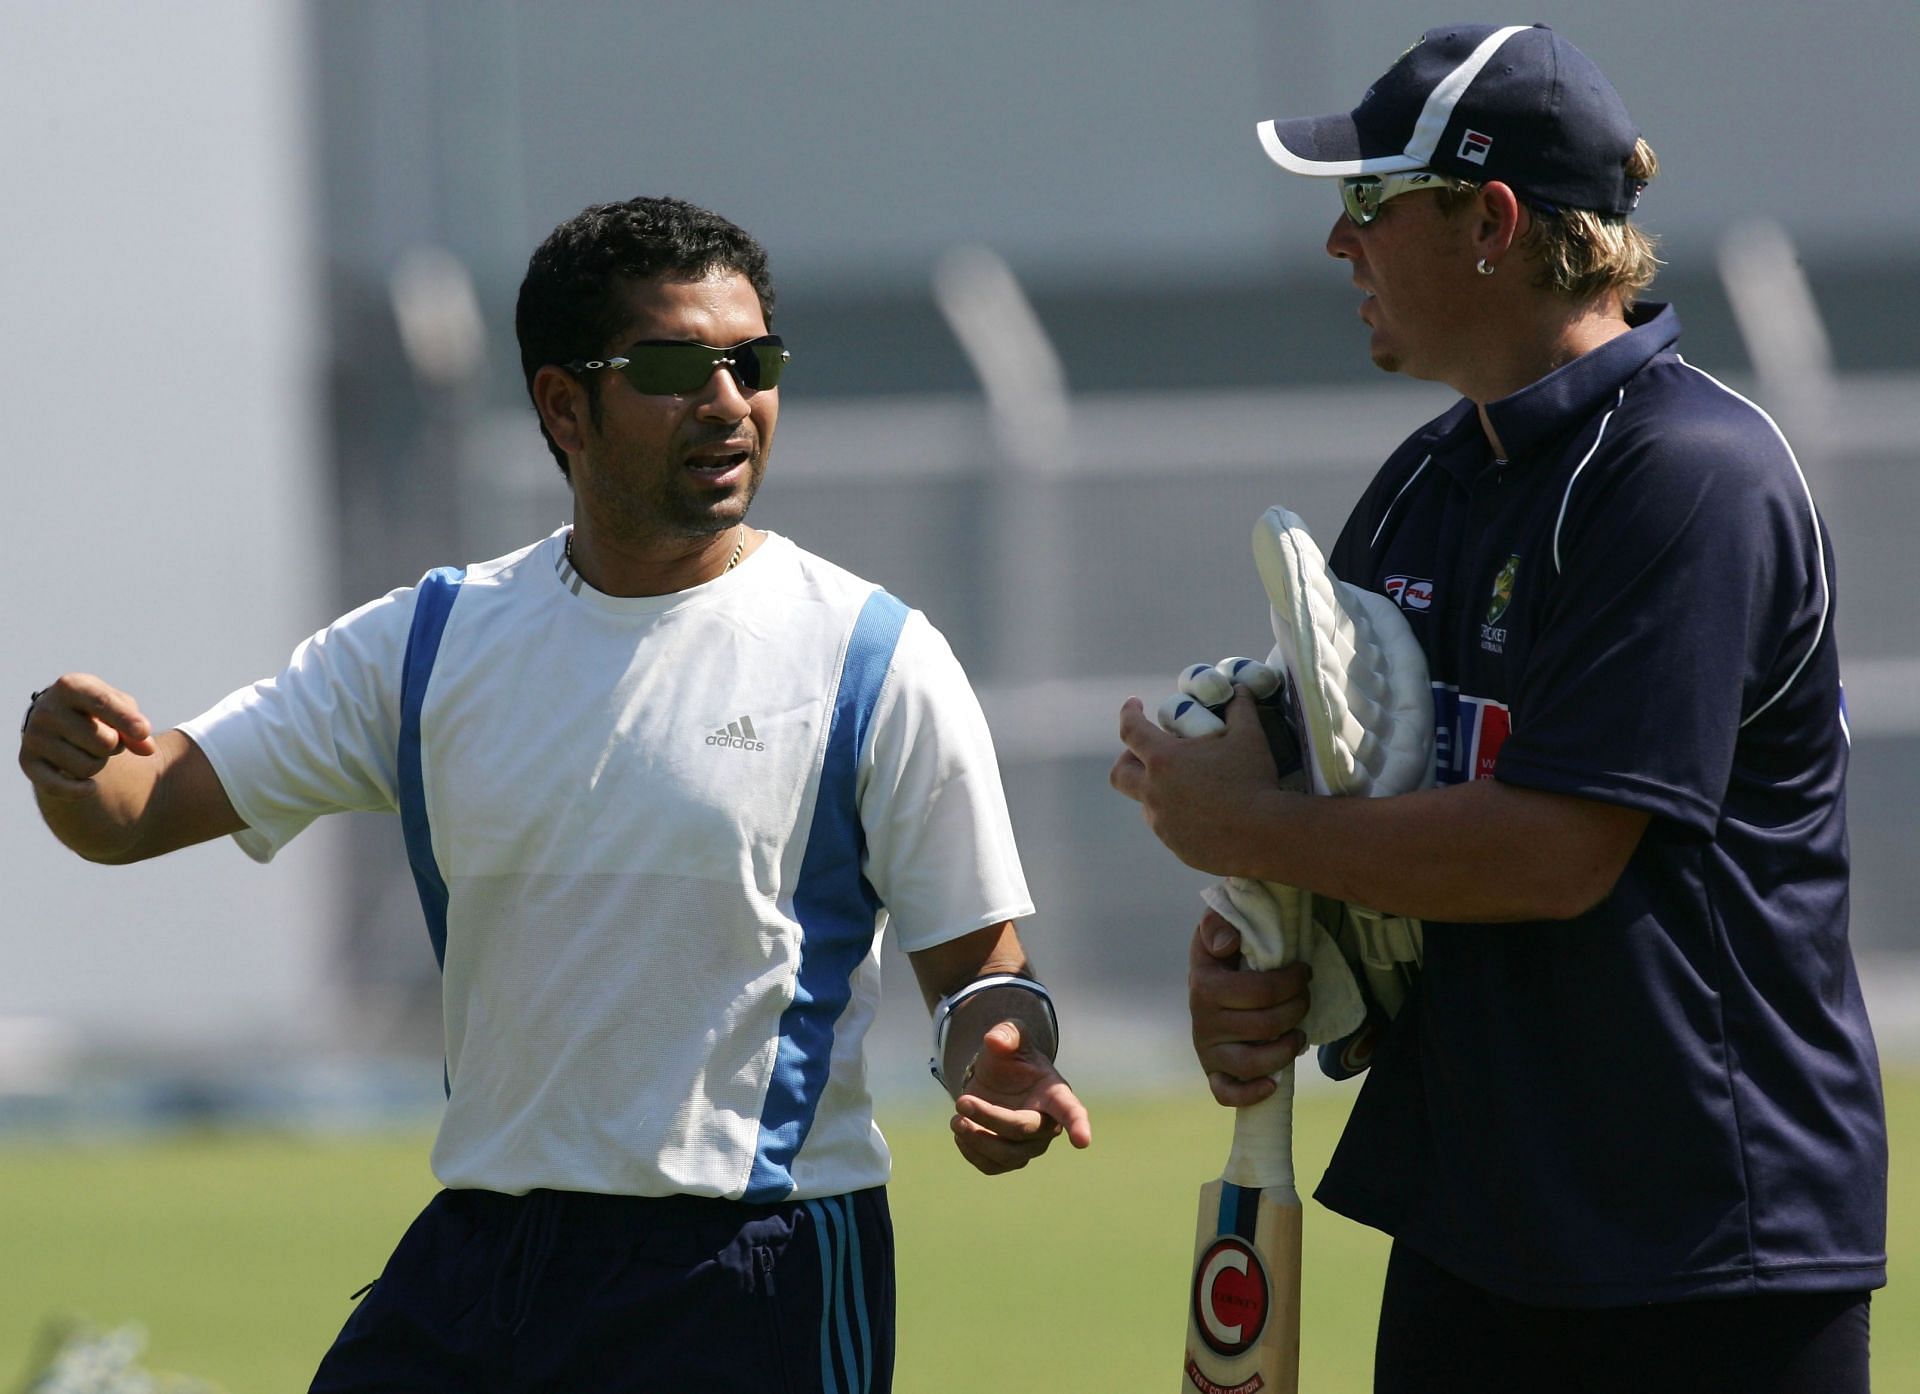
706,715,766,752
1480,554,1519,653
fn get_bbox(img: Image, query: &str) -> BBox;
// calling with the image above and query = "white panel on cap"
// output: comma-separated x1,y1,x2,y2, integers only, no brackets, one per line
1257,118,1429,178
1256,25,1531,179
1402,25,1531,166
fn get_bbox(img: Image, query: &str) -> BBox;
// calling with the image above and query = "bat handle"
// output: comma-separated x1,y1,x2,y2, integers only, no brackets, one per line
1221,876,1304,972
1222,1059,1298,1199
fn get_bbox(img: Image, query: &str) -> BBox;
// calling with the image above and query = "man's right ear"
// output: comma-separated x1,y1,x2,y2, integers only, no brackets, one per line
533,364,589,457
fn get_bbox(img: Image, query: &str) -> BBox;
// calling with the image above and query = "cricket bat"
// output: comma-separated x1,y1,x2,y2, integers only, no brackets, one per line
1180,885,1301,1394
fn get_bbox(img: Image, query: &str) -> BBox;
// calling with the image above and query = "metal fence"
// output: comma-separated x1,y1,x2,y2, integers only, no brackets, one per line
348,231,1920,1080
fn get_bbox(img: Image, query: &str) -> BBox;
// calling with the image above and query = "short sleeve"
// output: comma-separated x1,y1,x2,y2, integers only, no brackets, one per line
178,586,416,861
1495,407,1827,835
857,612,1034,951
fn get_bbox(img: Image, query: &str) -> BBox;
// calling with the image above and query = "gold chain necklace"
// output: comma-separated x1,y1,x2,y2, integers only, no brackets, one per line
565,527,745,576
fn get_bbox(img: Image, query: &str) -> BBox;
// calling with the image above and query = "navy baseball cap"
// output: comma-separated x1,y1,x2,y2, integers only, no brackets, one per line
1257,24,1645,215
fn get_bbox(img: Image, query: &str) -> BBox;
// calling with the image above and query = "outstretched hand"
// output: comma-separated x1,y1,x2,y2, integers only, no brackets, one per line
950,1021,1092,1175
18,674,157,800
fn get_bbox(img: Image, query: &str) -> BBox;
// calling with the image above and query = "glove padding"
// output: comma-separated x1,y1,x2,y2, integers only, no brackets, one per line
1252,504,1433,801
1157,506,1435,1078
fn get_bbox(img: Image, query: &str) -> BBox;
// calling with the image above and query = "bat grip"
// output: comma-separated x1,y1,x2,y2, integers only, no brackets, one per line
1214,877,1301,1197
1223,1060,1297,1197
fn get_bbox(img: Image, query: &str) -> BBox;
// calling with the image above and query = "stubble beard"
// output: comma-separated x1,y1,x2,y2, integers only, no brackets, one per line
594,447,767,546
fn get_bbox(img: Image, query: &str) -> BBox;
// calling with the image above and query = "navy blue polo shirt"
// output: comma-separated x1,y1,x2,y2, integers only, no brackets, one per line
1314,304,1887,1307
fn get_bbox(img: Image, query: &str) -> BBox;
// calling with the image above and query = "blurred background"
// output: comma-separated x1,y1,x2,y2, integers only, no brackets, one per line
2,0,1917,1384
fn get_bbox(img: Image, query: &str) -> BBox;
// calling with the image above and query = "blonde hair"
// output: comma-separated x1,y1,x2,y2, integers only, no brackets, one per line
1521,139,1663,305
1442,139,1664,306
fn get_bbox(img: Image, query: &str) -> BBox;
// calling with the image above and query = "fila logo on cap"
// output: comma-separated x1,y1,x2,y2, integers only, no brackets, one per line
1254,24,1648,217
706,715,766,752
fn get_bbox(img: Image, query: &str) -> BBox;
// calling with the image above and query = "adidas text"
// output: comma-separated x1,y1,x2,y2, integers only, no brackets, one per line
707,716,766,752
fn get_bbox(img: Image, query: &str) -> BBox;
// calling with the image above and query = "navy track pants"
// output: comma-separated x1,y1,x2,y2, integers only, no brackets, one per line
310,1186,893,1393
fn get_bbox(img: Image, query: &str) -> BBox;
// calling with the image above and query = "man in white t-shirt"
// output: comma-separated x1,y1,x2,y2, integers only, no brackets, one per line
19,195,1089,1393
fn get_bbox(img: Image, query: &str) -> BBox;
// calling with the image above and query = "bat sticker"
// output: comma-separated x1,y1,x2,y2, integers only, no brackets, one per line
1192,1234,1272,1356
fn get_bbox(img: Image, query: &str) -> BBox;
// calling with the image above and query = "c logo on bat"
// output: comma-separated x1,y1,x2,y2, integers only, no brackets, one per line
1192,1235,1270,1357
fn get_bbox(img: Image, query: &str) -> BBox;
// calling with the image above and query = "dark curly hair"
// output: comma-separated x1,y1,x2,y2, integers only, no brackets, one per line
515,196,776,478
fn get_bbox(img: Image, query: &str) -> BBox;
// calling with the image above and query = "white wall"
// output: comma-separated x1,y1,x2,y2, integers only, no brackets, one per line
0,2,338,1057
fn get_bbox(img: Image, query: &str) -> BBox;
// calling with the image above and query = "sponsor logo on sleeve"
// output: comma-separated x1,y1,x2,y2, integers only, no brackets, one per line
1431,684,1512,784
1384,575,1435,612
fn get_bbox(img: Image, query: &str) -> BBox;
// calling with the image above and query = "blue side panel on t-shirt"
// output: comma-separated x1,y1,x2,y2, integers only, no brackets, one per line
747,589,910,1202
398,567,466,971
1313,305,1887,1307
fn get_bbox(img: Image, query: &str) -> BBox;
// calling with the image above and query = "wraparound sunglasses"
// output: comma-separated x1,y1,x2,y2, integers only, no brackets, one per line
1339,170,1477,225
564,335,790,395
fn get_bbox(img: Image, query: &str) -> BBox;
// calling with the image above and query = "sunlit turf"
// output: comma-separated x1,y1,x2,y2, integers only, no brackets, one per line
2,1072,1913,1392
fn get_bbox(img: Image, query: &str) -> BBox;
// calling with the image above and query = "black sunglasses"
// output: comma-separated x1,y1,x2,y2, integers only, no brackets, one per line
564,335,790,396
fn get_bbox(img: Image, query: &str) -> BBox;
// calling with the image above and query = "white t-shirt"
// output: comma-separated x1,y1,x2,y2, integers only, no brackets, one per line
181,529,1033,1201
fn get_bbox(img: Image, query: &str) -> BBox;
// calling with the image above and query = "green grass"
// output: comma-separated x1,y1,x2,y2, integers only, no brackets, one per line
2,1072,1914,1392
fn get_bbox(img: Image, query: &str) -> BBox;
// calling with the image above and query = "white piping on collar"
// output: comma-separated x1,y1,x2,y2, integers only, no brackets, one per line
1370,454,1433,553
1551,388,1626,575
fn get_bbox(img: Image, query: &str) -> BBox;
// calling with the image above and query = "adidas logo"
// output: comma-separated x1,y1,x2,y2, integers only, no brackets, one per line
705,715,767,752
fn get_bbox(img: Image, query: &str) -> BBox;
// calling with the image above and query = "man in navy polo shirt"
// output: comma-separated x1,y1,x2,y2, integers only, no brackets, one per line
1111,24,1885,1393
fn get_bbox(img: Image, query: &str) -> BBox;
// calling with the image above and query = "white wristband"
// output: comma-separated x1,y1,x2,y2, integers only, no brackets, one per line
928,974,1058,1090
